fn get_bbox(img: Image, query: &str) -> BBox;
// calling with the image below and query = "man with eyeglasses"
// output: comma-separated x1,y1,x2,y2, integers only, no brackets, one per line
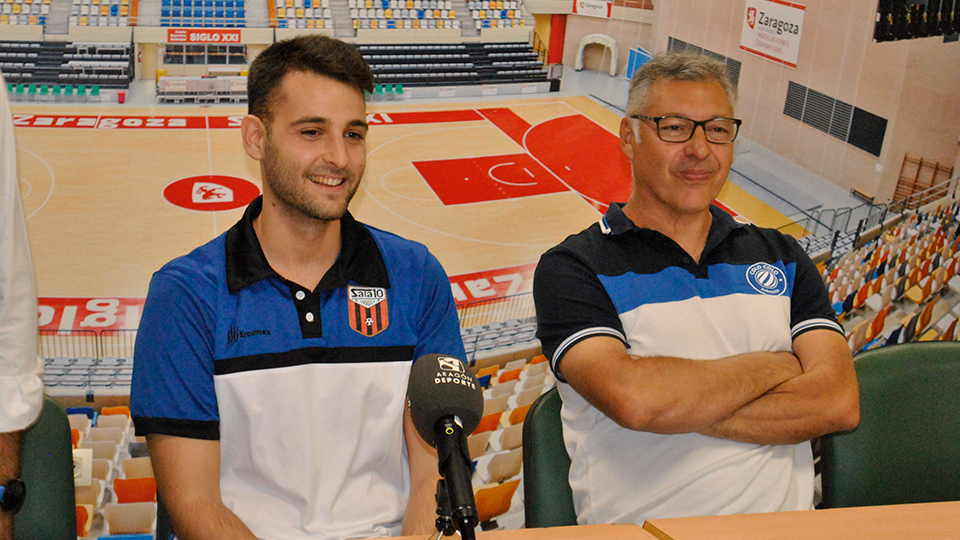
532,52,859,525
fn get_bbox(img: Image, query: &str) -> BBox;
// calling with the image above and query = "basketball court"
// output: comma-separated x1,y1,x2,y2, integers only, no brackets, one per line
11,95,796,333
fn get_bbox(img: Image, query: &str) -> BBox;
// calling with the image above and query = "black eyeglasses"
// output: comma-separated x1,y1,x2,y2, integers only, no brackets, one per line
630,115,742,144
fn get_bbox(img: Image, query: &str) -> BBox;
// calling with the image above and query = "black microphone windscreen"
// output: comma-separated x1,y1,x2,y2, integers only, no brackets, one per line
407,354,484,447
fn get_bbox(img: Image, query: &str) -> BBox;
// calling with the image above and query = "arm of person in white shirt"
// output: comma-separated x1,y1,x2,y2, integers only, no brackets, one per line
401,403,442,536
147,435,258,540
697,328,859,444
559,335,803,434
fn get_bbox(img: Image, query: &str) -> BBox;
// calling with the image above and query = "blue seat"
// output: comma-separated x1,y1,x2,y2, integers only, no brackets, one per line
303,0,310,7
203,19,213,26
417,8,424,17
161,0,171,5
381,0,388,7
225,7,234,16
204,0,213,7
237,7,244,16
387,19,395,28
193,7,203,16
236,20,245,26
204,8,213,16
215,8,223,16
66,406,95,419
277,19,287,27
235,0,243,8
160,18,170,25
172,7,180,16
161,6,171,15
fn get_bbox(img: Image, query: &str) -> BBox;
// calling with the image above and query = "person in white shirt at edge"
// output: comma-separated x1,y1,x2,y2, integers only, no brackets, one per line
532,51,860,525
0,74,45,540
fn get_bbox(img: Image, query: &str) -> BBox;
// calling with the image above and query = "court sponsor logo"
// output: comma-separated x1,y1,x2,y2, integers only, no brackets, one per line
164,175,259,212
348,286,389,337
168,29,241,43
746,262,788,296
448,263,536,307
227,325,271,346
38,298,144,331
13,114,204,129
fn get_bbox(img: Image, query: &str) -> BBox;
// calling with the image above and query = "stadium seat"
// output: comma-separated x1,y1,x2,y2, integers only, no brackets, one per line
521,387,577,527
821,341,960,508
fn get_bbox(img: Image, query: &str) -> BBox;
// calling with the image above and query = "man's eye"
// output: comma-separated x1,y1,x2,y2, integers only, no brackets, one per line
347,131,366,140
302,129,320,137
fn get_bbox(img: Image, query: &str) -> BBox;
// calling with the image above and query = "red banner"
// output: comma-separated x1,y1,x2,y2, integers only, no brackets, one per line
448,263,537,306
168,28,242,43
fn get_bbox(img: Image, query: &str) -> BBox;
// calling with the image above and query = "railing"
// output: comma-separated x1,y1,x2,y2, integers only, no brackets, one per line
532,30,547,64
458,292,535,330
37,329,136,360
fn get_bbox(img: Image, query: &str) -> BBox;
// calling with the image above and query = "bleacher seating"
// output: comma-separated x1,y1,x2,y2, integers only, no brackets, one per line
69,0,131,27
0,41,134,96
827,202,960,353
272,0,330,29
0,0,50,26
161,0,246,27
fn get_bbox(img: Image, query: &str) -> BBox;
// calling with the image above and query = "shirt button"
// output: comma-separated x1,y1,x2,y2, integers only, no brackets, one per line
305,312,315,323
295,290,306,301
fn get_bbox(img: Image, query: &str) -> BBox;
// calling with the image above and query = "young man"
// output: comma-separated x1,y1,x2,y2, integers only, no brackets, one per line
0,74,43,540
533,52,860,525
131,36,465,540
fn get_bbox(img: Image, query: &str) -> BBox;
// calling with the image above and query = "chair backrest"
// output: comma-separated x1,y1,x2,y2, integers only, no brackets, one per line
521,387,577,528
16,395,78,540
820,342,960,508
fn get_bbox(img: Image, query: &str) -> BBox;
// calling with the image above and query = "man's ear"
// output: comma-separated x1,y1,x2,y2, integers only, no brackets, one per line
240,115,267,161
620,116,638,160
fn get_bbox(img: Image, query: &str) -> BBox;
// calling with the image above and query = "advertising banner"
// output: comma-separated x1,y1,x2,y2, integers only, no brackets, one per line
572,0,612,19
740,0,805,69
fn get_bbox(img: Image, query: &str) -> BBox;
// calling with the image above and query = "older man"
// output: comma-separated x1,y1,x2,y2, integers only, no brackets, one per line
533,52,859,525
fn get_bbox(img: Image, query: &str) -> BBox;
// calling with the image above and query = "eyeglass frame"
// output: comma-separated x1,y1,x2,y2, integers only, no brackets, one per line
629,115,743,144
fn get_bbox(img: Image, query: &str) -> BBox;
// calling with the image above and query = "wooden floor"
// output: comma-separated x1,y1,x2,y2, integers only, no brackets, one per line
11,95,794,331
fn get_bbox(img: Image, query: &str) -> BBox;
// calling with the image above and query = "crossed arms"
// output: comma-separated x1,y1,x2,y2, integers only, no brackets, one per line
558,328,860,445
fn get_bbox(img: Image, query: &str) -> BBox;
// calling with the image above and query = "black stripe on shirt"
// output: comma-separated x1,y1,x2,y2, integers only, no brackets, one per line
213,345,417,376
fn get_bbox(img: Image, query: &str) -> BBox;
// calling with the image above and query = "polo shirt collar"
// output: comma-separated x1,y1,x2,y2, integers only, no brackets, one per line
225,196,390,294
599,202,745,250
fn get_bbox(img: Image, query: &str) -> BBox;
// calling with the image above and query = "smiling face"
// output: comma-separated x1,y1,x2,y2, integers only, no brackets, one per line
247,70,368,224
620,78,735,225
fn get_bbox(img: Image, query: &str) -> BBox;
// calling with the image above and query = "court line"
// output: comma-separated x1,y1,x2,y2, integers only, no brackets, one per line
19,176,32,199
364,124,557,248
18,146,55,220
489,162,536,187
378,165,439,202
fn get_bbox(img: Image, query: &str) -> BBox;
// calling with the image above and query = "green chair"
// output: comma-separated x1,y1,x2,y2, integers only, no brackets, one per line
15,395,77,540
77,85,87,97
521,386,577,527
820,341,960,509
395,84,404,94
52,85,62,96
14,84,24,95
90,85,100,97
39,85,48,96
27,84,37,96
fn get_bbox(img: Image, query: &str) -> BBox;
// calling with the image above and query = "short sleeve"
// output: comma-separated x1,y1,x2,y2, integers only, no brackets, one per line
787,237,843,338
414,251,466,361
131,270,221,440
533,246,625,381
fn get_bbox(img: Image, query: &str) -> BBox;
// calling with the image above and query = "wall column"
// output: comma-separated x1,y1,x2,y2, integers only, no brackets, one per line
548,14,566,64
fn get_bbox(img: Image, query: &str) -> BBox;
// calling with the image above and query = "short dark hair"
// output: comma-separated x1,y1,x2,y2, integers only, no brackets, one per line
247,35,374,125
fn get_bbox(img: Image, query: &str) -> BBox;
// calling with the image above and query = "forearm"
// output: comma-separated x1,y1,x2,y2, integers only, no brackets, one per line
0,431,22,540
166,498,258,540
562,336,803,434
400,472,440,536
699,331,860,445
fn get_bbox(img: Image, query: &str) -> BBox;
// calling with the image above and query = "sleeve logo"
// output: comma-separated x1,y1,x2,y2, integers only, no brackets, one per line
746,262,787,296
348,286,389,337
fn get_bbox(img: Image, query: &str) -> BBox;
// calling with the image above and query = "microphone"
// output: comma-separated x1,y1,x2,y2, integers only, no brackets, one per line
407,354,484,540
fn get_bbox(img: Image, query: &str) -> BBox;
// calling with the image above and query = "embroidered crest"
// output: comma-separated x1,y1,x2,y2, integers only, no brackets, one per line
746,262,787,296
348,286,389,336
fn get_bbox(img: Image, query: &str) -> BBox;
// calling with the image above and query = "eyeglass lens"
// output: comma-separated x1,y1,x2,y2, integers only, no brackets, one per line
657,117,738,143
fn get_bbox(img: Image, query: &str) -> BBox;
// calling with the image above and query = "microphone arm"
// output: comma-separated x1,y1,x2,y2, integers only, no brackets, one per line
433,415,478,540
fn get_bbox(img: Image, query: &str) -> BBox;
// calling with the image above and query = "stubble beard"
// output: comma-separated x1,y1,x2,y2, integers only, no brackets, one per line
261,140,362,223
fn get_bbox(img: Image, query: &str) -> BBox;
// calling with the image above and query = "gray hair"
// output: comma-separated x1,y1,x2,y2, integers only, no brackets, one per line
625,51,737,116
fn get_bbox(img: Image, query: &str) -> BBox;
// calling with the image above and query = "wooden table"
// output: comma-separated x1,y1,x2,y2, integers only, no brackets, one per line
643,501,960,540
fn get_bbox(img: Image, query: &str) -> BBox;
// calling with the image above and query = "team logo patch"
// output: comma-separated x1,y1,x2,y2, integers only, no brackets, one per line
348,286,389,336
746,263,787,296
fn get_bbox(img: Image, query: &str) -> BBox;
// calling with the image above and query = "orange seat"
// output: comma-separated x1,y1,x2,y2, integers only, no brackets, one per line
498,368,521,384
473,411,502,434
76,504,93,537
71,428,81,448
474,478,520,523
508,403,531,425
113,476,158,503
101,405,130,418
531,354,548,365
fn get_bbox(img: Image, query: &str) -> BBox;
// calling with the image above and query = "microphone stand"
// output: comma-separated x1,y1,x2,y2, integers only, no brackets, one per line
433,416,478,540
429,479,458,540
